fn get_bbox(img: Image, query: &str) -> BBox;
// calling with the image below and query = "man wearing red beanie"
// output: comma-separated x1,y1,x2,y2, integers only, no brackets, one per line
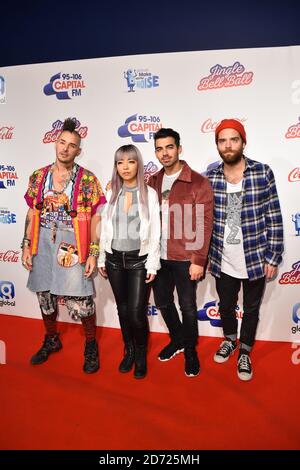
206,119,284,381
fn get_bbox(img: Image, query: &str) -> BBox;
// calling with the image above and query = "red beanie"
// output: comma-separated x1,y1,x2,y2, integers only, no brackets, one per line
215,119,247,144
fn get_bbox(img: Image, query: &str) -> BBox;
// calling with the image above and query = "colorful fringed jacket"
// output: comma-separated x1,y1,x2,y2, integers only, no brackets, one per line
24,164,106,263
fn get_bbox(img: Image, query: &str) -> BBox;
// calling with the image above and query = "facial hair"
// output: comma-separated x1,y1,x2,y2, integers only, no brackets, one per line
218,148,244,166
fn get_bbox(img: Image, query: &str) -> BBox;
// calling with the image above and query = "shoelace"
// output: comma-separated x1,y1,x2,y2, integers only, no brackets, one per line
238,354,251,371
218,341,233,356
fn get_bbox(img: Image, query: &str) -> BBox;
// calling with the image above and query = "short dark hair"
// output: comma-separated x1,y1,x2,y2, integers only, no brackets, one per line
61,117,81,144
154,128,180,148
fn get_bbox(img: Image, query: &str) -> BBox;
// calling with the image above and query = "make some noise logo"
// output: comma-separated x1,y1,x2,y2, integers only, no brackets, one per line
279,261,300,285
201,117,246,133
123,68,159,92
197,61,254,91
43,72,85,100
0,208,16,224
0,281,15,307
0,126,14,140
0,164,18,189
288,167,300,183
292,302,300,335
43,118,88,144
118,113,162,142
285,117,300,139
197,300,243,327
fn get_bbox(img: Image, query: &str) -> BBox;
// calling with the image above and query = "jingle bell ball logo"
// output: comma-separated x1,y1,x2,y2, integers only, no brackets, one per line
144,162,158,183
118,113,162,143
279,261,300,285
123,68,160,92
0,126,14,140
43,72,86,100
43,118,88,144
0,208,16,224
197,61,253,91
0,76,6,104
201,117,246,134
0,164,18,189
197,300,243,327
285,117,300,139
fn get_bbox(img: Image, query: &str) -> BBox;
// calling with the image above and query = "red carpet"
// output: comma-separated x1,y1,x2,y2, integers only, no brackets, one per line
0,313,299,450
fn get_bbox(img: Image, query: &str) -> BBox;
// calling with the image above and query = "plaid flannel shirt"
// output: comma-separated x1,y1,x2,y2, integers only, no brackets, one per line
206,157,284,280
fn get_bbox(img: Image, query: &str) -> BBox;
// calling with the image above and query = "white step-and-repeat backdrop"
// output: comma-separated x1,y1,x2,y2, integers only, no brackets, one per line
0,45,299,342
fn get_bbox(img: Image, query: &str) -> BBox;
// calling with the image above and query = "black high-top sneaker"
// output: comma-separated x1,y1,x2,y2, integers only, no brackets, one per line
30,333,62,365
83,339,99,374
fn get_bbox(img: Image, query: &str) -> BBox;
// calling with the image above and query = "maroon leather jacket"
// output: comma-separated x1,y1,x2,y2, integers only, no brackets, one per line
148,161,213,266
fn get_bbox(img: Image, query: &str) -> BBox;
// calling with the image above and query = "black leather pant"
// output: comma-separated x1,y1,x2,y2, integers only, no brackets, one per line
105,249,150,347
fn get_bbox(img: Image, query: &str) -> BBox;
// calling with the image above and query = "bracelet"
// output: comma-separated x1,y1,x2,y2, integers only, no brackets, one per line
21,238,31,249
89,241,99,257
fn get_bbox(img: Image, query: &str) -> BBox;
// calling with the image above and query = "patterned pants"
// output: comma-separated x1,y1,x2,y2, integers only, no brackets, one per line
36,291,95,321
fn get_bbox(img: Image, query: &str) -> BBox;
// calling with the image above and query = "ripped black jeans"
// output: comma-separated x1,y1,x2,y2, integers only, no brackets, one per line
105,249,150,347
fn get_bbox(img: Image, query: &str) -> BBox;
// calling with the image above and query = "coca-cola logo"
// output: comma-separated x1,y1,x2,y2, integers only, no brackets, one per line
0,126,14,140
201,118,247,133
0,250,20,263
43,118,88,144
288,168,300,182
285,118,300,139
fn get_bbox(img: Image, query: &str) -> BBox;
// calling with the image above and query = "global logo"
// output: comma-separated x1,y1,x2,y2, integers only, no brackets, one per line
118,114,162,142
43,73,86,100
0,281,15,307
0,126,14,140
201,117,246,133
0,76,5,104
292,213,300,236
0,164,18,189
0,208,16,224
124,69,159,92
285,117,300,139
279,260,300,285
197,61,254,91
291,303,300,334
197,300,243,327
43,118,88,143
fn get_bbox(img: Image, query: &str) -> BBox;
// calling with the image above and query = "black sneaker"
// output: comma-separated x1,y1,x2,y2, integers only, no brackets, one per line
214,340,237,363
158,341,184,361
30,333,62,365
237,353,253,381
184,348,200,377
83,339,99,374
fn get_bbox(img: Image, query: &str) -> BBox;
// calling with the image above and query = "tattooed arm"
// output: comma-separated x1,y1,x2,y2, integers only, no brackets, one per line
21,208,33,271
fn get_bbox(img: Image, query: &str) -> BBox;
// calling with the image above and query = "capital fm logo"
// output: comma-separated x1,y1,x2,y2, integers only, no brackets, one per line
0,164,18,189
0,208,16,224
288,167,300,183
118,113,162,143
292,212,300,236
43,118,88,144
43,72,86,100
0,281,15,307
0,126,14,140
201,117,246,133
285,117,300,139
197,300,243,327
0,76,6,104
197,61,253,91
291,302,300,334
123,68,159,92
279,260,300,285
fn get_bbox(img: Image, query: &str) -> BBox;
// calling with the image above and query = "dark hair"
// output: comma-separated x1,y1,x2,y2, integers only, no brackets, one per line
154,128,180,147
61,118,81,144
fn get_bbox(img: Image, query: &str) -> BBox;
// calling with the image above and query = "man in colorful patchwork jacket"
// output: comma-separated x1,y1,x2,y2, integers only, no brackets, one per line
21,118,106,373
206,119,284,381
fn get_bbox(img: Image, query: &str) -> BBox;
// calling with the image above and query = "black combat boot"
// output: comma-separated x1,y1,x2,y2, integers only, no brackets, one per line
83,339,99,374
119,342,135,373
134,345,147,379
30,333,62,365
